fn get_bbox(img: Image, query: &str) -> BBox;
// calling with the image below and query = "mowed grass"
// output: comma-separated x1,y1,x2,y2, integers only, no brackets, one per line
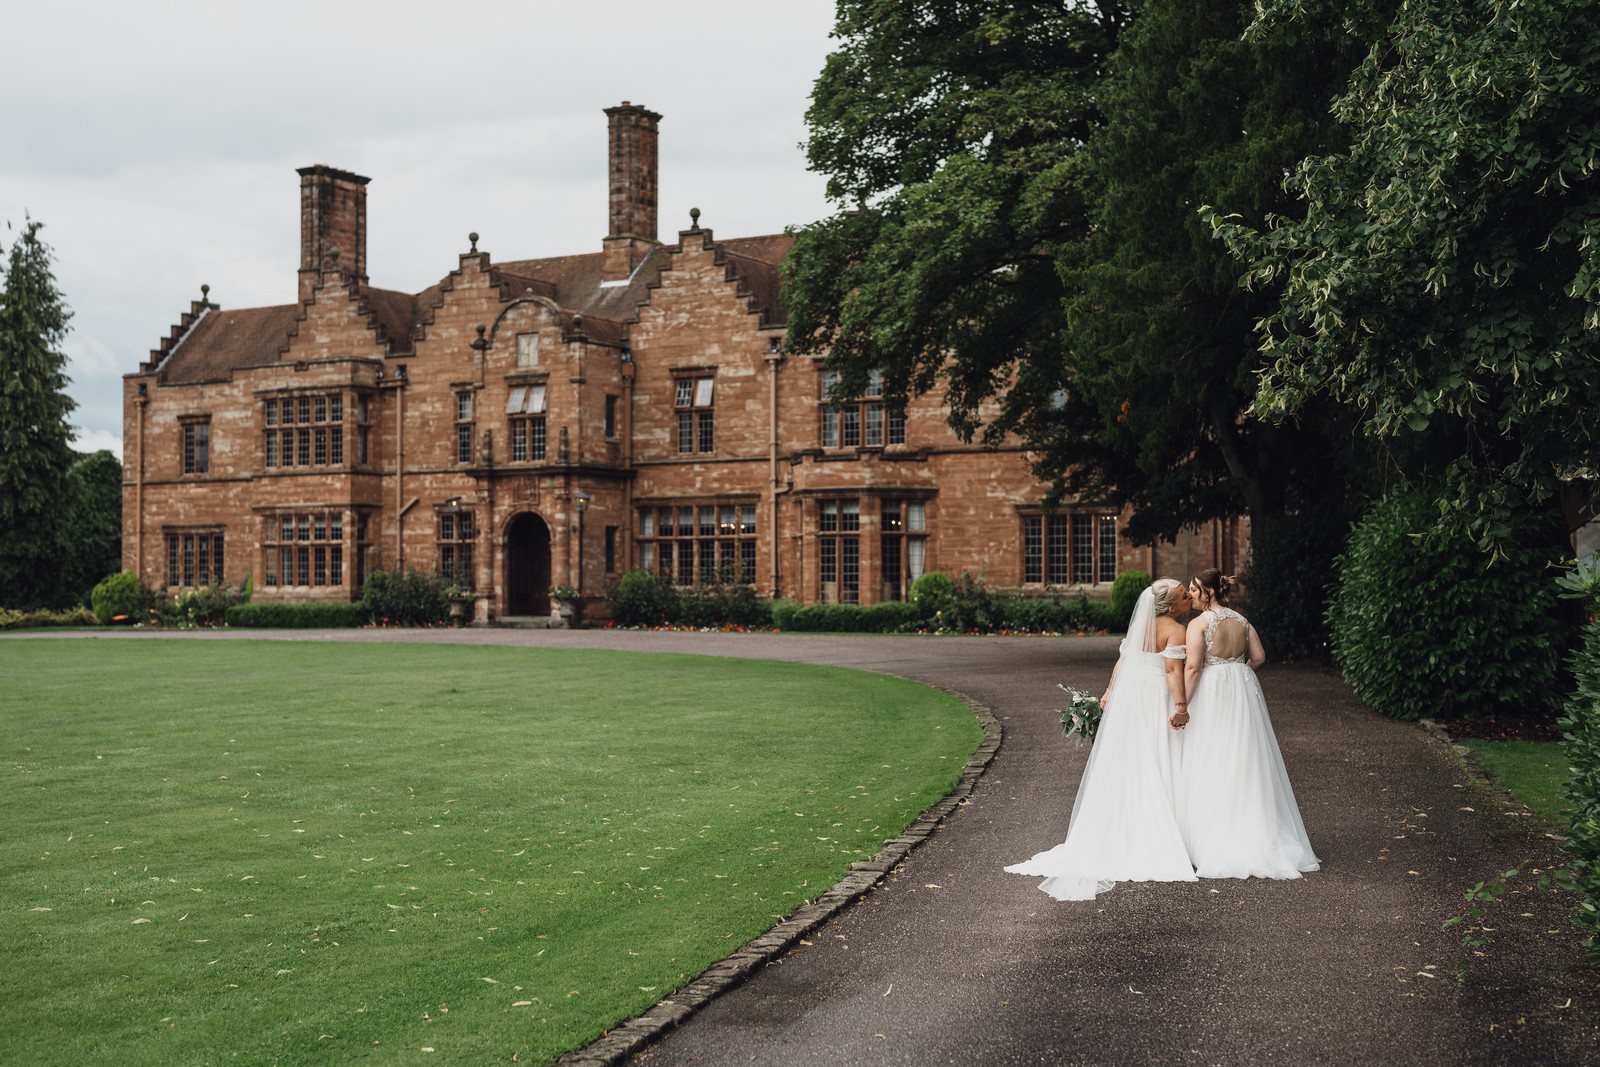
1458,738,1572,827
3,638,981,1065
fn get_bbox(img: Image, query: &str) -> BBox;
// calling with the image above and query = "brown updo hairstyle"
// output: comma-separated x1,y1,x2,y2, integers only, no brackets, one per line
1193,568,1235,607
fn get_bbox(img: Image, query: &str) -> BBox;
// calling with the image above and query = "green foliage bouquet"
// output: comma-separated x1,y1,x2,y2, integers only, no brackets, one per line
1058,684,1103,746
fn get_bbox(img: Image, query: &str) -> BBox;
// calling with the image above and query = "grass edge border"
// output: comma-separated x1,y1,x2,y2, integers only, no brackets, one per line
1417,718,1569,841
555,687,1004,1066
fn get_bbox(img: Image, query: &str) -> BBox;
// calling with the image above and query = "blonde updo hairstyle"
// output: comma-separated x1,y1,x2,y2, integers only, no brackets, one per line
1193,568,1236,607
1150,577,1185,616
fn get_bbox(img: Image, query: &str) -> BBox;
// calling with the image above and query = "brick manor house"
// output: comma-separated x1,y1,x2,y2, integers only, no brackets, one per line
123,102,1243,623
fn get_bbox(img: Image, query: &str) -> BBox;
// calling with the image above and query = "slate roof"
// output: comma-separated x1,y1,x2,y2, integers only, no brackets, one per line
148,231,793,384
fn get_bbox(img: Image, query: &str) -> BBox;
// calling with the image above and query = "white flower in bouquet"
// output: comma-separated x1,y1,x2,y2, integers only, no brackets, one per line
1057,684,1103,745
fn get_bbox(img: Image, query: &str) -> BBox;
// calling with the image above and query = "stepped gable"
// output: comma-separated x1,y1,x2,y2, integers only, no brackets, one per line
156,304,300,385
360,286,424,353
716,233,793,329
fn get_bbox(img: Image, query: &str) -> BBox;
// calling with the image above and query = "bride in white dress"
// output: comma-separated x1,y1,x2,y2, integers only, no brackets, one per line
1179,569,1320,880
1005,579,1198,900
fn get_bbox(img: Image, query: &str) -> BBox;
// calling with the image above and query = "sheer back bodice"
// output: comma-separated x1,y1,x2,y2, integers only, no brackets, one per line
1202,607,1250,665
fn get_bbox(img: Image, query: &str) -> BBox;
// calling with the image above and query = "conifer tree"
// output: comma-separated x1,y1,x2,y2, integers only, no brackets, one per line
0,218,77,608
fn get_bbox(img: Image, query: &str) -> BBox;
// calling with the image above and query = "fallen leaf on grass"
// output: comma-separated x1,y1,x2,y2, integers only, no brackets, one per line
512,1000,533,1007
30,907,52,913
132,917,152,924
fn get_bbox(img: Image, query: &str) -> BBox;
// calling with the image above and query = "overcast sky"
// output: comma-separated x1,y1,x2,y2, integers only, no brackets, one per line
2,1,841,459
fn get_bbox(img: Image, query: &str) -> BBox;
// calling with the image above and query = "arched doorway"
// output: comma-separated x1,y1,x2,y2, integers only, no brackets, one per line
505,512,552,616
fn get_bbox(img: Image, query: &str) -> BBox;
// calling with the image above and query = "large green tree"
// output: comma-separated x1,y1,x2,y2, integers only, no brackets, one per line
60,449,123,607
787,1,1383,653
784,0,1130,464
0,218,76,608
1215,0,1600,552
786,2,1375,542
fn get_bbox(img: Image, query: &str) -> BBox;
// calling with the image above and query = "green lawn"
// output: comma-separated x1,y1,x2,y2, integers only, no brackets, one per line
1457,738,1572,827
2,638,981,1065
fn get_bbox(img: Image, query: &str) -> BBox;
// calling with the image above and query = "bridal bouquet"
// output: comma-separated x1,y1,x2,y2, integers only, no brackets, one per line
1058,684,1103,745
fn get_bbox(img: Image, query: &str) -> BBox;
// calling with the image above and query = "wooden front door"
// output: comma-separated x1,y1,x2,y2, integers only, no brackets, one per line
505,512,552,616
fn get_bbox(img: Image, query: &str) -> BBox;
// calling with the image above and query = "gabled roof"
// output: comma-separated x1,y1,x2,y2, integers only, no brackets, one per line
145,232,793,384
157,305,300,385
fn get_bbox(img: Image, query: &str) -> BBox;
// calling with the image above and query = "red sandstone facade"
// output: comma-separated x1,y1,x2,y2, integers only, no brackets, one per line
123,103,1244,623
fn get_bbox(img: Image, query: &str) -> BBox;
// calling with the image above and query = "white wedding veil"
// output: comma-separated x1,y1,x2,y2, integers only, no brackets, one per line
1120,584,1163,660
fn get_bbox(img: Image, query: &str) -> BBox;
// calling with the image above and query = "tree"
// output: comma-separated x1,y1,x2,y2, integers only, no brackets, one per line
784,0,1130,462
787,1,1383,653
1214,0,1600,553
0,218,76,608
60,449,123,606
786,3,1375,535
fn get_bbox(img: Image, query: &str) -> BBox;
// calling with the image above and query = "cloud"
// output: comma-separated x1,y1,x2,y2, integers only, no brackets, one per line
1,1,839,456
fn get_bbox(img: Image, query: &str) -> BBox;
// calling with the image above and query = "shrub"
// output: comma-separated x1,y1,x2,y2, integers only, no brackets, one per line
1081,599,1123,634
157,582,241,629
786,603,869,632
91,572,147,625
938,572,1001,633
1110,570,1148,628
0,606,96,630
1556,554,1600,959
361,569,449,627
676,581,770,629
608,569,679,627
769,598,802,631
909,572,955,619
227,601,367,628
1329,488,1566,722
1243,512,1350,661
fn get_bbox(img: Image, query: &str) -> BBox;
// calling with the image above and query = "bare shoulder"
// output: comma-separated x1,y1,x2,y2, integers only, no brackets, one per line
1155,614,1186,649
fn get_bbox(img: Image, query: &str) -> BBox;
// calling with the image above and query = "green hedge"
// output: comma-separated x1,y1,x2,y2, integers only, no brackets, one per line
1329,489,1565,721
0,606,97,630
1557,555,1600,960
226,601,368,628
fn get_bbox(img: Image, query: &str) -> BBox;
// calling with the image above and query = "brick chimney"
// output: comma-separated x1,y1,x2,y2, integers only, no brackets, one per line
297,164,370,303
602,102,661,282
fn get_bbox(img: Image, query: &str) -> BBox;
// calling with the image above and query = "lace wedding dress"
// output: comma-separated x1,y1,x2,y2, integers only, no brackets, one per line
1004,587,1197,900
1178,607,1320,880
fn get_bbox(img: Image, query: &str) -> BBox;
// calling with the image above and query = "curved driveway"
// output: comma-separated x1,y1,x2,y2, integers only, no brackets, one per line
26,627,1597,1064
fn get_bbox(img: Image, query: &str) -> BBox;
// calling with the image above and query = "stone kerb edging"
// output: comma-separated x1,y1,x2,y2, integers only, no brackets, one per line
555,689,1004,1066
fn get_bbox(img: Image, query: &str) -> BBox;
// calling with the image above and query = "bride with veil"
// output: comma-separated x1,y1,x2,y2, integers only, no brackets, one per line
1005,579,1198,900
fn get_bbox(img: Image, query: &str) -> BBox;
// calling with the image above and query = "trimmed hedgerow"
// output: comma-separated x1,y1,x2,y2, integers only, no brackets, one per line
0,606,96,630
1556,554,1600,959
1329,488,1565,722
226,601,367,628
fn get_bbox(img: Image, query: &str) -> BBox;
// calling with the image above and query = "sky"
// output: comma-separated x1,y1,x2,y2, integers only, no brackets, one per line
2,1,842,460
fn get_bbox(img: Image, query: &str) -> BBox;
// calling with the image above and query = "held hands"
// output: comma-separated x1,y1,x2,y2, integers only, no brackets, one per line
1168,704,1189,731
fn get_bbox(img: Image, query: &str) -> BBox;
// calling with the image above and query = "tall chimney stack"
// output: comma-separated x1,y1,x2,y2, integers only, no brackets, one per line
297,164,370,303
602,102,661,282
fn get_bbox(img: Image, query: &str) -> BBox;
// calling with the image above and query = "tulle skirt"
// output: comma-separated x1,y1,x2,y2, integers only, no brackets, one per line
1005,657,1197,900
1179,663,1320,880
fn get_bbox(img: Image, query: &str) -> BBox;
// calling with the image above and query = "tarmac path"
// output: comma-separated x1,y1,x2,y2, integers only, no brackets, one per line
22,627,1598,1064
